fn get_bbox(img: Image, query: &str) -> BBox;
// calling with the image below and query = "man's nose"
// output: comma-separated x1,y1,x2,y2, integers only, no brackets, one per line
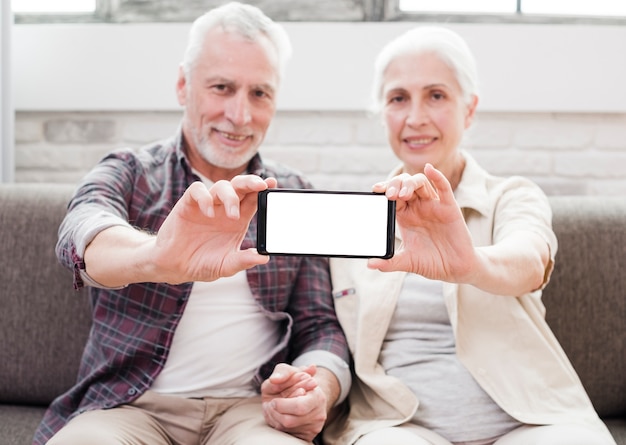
225,92,252,126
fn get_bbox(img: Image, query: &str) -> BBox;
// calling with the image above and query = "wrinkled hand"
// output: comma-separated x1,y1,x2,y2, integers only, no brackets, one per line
368,164,478,283
153,175,276,284
261,364,328,442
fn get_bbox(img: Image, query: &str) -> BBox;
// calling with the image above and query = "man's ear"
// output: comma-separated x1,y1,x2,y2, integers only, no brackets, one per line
176,65,187,106
464,94,479,129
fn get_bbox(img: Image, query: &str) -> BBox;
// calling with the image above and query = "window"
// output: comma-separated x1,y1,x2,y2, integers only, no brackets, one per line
398,0,626,20
12,0,96,14
398,0,517,14
522,0,626,17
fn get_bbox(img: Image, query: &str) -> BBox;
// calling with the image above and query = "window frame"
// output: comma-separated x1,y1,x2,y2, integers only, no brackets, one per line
387,0,626,25
12,0,626,25
13,0,105,24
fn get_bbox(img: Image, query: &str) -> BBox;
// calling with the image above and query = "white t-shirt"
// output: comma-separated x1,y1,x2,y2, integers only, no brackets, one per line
380,273,521,441
150,271,282,398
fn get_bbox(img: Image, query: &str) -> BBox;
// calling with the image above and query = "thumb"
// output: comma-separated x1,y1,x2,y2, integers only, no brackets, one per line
367,250,411,273
224,249,270,276
368,257,396,272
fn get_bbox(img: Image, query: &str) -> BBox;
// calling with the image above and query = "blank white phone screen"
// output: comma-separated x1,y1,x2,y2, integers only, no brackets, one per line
264,192,390,256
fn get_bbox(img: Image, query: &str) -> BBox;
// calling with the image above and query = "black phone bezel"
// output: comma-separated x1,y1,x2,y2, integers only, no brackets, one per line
256,189,395,259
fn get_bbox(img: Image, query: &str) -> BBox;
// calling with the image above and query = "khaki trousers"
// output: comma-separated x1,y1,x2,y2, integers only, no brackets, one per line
354,423,615,445
47,390,310,445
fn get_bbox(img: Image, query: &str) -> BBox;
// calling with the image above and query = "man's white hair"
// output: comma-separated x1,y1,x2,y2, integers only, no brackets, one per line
181,2,292,81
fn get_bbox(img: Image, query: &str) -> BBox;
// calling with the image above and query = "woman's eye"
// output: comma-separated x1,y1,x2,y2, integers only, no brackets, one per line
431,91,445,100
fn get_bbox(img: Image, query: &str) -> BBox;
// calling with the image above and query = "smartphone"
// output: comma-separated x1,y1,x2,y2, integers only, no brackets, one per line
257,189,395,258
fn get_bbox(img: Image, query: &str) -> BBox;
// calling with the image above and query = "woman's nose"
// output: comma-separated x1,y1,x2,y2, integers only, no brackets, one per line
406,100,428,127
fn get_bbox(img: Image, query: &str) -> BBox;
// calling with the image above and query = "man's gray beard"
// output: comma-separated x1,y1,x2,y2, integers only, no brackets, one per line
191,126,257,170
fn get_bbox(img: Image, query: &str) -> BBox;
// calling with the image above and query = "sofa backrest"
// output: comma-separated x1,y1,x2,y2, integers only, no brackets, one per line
544,196,625,419
0,184,92,406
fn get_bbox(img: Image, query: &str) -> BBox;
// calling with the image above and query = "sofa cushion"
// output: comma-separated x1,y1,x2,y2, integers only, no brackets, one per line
0,405,47,445
544,196,626,419
606,419,626,445
0,186,623,445
0,184,92,405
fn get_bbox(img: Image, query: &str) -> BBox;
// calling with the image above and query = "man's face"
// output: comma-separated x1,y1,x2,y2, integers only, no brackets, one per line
177,27,280,179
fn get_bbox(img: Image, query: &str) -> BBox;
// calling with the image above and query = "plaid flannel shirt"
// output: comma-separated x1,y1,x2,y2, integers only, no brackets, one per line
34,129,350,444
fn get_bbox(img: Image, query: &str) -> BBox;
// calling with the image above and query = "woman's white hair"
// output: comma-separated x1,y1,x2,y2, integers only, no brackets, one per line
371,26,479,113
180,2,292,82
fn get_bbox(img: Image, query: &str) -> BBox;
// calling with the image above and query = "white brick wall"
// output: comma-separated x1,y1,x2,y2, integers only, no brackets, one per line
15,110,626,196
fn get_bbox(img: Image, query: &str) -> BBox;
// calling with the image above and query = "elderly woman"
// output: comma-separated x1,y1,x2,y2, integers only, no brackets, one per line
323,26,615,445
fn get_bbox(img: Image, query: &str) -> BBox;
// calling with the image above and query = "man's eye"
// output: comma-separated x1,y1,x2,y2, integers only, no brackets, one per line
389,95,404,103
253,89,268,99
431,91,445,100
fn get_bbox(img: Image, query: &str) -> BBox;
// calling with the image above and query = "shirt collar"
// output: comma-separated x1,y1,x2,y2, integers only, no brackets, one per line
453,150,491,217
173,126,195,178
246,152,266,177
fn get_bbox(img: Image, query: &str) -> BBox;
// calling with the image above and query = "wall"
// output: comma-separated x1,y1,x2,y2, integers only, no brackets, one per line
1,1,14,182
12,21,626,196
16,110,626,196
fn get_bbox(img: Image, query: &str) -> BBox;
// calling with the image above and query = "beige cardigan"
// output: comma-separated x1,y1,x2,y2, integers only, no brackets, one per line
323,153,610,445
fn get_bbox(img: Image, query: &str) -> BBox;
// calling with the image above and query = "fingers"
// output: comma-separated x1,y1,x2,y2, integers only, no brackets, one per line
262,364,318,398
268,394,318,418
187,175,274,219
261,363,326,442
232,247,271,270
367,250,410,273
264,177,278,189
372,170,439,202
263,388,326,442
213,175,269,219
367,257,387,271
424,163,454,204
185,181,216,217
268,363,316,384
268,363,316,383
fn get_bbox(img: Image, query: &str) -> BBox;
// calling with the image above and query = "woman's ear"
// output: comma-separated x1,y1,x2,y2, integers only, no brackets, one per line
464,95,479,129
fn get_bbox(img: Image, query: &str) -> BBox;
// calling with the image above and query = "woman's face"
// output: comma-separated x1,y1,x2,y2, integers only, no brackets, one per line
381,51,477,177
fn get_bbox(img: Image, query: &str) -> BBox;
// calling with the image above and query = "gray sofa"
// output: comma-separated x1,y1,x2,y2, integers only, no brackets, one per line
0,183,624,445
